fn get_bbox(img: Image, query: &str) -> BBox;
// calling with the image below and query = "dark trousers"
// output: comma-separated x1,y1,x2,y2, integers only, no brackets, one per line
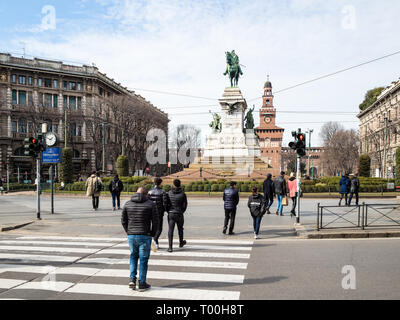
154,214,164,243
112,192,121,208
92,195,99,209
348,192,359,205
291,197,297,213
168,213,184,249
252,216,263,235
224,208,237,233
339,193,348,206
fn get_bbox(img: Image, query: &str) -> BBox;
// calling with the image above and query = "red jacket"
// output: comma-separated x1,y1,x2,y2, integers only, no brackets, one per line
288,178,297,198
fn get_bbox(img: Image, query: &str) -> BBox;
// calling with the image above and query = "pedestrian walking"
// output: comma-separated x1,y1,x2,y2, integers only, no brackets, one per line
348,173,360,206
338,173,351,206
288,173,297,218
109,174,124,211
164,179,188,253
121,187,159,292
263,173,274,214
149,177,168,249
247,187,267,239
223,181,240,235
86,171,103,211
0,177,4,195
273,171,287,216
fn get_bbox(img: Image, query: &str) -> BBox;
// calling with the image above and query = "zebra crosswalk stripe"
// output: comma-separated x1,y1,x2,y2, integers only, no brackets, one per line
0,236,253,300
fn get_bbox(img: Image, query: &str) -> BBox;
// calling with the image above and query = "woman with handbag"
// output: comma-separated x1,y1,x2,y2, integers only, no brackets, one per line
248,187,267,239
288,173,297,218
86,171,103,211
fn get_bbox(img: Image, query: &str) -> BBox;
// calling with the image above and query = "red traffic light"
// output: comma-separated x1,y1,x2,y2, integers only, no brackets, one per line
30,137,36,144
298,134,305,141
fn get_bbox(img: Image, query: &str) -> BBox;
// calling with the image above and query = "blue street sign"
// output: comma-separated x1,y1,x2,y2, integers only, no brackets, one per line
42,148,62,164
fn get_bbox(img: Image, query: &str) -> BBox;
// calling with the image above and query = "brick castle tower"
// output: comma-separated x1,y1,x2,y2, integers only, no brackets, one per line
255,76,284,176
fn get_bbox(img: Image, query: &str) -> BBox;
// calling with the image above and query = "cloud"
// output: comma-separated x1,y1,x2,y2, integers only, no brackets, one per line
9,0,400,146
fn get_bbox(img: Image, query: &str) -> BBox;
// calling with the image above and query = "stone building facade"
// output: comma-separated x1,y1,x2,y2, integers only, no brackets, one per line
358,79,400,178
0,53,169,181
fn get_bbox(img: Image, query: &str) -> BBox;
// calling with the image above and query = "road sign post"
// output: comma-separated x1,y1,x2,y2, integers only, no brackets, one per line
42,148,61,215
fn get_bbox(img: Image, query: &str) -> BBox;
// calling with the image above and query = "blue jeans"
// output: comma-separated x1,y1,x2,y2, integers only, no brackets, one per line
253,216,262,235
265,198,274,209
277,195,284,214
112,192,121,208
128,235,152,284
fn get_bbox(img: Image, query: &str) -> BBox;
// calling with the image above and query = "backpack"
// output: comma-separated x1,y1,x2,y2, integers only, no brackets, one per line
95,178,103,193
111,180,119,193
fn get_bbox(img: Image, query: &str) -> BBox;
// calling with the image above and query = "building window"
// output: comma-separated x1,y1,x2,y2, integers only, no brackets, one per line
53,95,58,108
77,97,82,110
18,76,26,85
28,76,33,85
77,125,82,137
12,90,17,105
28,92,33,107
28,122,33,134
69,96,76,109
12,121,17,133
70,123,76,136
39,93,44,107
63,81,68,90
69,82,77,90
53,124,59,134
18,118,27,133
77,83,82,91
44,78,52,88
99,87,103,96
45,94,52,108
38,78,43,86
11,74,17,83
53,79,58,89
63,95,68,108
18,91,27,106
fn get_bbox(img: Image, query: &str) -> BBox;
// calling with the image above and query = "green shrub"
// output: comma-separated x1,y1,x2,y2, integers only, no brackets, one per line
218,184,225,192
116,155,129,177
197,184,204,192
241,184,249,192
58,148,73,184
191,185,198,192
211,184,219,192
163,184,172,192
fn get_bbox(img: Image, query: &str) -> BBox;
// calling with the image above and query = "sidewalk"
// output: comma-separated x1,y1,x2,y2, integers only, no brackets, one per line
294,223,400,239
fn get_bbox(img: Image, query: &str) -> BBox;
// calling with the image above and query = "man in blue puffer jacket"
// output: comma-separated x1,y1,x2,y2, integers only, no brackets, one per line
339,173,351,206
223,181,240,235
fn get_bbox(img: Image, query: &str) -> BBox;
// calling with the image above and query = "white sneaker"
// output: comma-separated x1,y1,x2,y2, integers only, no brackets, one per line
254,234,259,239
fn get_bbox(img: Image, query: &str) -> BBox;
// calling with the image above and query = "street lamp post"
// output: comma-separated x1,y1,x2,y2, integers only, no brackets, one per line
306,129,313,178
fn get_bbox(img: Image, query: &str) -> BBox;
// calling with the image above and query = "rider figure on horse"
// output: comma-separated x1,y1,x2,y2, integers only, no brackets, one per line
224,50,243,87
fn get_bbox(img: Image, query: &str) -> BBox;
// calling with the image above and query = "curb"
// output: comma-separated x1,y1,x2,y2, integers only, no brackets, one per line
0,221,35,232
294,224,400,239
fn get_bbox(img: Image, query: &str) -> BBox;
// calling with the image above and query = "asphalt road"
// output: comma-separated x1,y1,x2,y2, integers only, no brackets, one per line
0,194,399,300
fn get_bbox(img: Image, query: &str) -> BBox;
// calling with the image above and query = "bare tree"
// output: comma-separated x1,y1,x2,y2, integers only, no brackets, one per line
320,123,359,175
169,124,201,166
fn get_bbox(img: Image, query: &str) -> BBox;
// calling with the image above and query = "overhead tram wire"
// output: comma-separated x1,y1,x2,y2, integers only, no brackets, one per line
168,110,359,116
247,49,400,102
129,88,218,101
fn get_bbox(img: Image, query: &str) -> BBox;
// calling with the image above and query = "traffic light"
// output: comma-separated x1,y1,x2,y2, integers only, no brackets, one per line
296,133,306,157
37,133,46,152
24,137,38,157
288,131,306,157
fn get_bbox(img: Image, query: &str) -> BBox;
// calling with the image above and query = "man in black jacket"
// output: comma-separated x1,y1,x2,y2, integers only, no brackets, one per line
223,181,240,235
263,173,274,214
273,171,287,216
164,179,188,253
109,174,124,211
248,187,267,239
348,173,360,206
121,187,159,292
149,177,168,249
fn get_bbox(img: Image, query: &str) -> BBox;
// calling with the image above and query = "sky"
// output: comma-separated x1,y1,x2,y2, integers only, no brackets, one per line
1,0,400,147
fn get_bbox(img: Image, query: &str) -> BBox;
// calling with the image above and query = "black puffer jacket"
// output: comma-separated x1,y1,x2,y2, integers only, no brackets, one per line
350,177,360,193
223,187,239,210
121,193,159,236
148,186,167,216
165,188,188,215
